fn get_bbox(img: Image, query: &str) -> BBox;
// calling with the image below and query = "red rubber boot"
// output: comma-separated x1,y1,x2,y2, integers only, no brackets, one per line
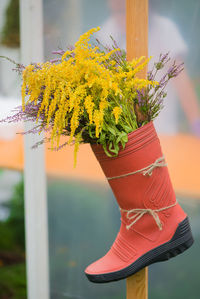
85,122,194,283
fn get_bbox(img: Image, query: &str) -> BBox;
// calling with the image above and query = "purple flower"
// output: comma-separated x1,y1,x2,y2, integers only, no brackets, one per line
159,52,170,64
50,58,61,64
137,89,145,106
154,52,171,70
52,50,65,55
147,70,154,81
167,61,184,78
159,74,168,87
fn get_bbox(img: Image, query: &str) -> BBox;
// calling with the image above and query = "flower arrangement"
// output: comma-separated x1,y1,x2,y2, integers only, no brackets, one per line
0,27,183,165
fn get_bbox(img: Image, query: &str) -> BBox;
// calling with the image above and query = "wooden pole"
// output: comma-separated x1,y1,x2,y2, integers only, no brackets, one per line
126,0,148,298
127,268,148,299
126,0,148,76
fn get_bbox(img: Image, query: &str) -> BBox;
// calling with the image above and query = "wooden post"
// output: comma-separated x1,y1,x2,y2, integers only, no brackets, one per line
127,268,148,299
126,0,148,298
126,0,148,76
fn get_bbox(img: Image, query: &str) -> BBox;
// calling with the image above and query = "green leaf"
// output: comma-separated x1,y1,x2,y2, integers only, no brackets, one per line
108,126,117,136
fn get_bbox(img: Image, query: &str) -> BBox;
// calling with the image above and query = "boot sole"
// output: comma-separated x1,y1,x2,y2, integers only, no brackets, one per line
85,216,194,283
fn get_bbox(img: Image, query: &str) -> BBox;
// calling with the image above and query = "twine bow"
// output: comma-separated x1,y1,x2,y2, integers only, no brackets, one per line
142,156,167,176
121,200,177,231
107,156,167,180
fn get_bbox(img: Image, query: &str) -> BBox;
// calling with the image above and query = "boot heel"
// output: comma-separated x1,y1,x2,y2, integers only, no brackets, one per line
151,217,194,263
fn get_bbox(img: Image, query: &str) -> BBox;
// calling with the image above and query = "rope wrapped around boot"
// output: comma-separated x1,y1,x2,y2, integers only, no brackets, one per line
107,155,175,230
120,200,177,231
107,156,167,180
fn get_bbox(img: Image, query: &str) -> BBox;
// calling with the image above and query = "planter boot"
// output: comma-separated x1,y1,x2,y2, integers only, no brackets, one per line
85,122,194,283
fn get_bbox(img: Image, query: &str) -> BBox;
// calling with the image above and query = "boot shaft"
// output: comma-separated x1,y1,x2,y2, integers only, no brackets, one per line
91,122,176,212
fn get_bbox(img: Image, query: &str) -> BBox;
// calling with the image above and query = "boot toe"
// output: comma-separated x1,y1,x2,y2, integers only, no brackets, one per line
85,249,134,276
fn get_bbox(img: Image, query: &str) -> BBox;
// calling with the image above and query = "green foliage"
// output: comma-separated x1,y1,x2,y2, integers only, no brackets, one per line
0,263,26,299
0,176,25,252
0,222,16,250
6,177,25,250
100,119,130,157
1,0,20,48
0,176,26,298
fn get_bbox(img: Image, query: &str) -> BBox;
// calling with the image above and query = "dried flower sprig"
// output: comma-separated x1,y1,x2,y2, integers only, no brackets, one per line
137,52,184,123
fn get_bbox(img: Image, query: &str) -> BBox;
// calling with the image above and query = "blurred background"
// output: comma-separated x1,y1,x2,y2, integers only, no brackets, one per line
0,0,200,298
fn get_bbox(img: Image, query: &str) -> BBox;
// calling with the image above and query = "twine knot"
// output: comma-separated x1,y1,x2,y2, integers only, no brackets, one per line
142,156,167,176
121,200,177,231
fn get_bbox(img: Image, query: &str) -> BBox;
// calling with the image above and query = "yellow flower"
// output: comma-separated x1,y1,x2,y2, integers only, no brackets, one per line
112,107,122,124
93,110,103,138
21,26,157,165
84,95,94,124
